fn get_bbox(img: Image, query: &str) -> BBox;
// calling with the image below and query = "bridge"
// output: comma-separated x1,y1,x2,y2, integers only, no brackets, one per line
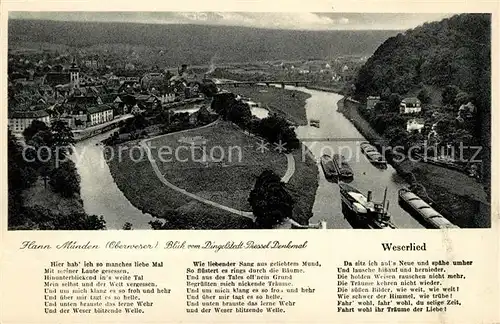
213,79,311,88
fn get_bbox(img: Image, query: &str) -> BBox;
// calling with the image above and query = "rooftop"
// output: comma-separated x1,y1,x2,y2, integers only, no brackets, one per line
401,97,421,105
9,110,49,119
87,104,113,114
44,72,70,87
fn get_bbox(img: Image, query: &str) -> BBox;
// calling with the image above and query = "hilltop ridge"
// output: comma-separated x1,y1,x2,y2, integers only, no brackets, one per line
9,19,398,66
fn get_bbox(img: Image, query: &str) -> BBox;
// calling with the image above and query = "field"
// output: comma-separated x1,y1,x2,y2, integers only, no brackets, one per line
106,142,254,229
148,122,288,211
220,85,311,125
107,119,319,228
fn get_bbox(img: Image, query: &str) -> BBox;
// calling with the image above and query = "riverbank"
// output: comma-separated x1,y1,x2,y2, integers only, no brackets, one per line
337,97,490,228
305,84,344,94
220,85,310,125
286,147,319,225
22,179,85,215
73,114,134,142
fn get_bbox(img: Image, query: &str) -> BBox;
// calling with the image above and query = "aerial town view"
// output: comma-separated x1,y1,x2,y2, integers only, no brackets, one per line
7,12,491,230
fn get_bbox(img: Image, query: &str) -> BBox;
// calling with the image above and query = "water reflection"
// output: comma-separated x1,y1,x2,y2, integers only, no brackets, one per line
173,106,269,119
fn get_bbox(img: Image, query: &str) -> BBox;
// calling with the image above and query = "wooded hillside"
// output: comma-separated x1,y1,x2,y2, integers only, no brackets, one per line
354,13,491,192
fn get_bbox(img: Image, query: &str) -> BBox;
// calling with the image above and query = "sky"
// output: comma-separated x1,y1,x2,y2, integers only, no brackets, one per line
8,12,453,30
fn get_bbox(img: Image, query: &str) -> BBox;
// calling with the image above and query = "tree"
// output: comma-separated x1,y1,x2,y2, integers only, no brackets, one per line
455,91,470,106
199,80,218,97
25,130,53,188
387,93,402,112
8,130,37,227
385,127,410,149
12,205,106,230
417,88,431,104
211,92,237,119
51,119,75,160
51,214,106,230
23,120,49,142
122,222,133,230
227,100,252,126
248,170,295,228
406,130,425,154
435,117,456,137
149,220,164,230
49,160,81,198
441,85,461,106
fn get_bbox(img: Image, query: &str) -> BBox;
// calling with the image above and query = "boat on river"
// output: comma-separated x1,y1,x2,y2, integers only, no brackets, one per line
398,188,459,229
320,154,338,180
339,183,396,229
310,119,320,128
332,154,354,179
360,141,387,166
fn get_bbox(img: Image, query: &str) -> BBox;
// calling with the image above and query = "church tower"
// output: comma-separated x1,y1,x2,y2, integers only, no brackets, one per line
69,60,80,89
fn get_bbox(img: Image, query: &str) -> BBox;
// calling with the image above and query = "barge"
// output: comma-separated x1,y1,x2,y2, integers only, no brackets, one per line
360,141,387,166
398,188,459,229
332,154,354,179
320,154,338,180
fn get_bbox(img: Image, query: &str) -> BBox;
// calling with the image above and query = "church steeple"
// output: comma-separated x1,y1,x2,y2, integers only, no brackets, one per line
69,57,80,89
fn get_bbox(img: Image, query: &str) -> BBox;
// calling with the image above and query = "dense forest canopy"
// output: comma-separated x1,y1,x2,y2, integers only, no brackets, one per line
354,13,490,106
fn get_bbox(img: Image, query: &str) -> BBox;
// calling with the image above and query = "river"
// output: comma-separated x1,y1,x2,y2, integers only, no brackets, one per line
72,129,156,230
289,86,424,229
73,86,423,229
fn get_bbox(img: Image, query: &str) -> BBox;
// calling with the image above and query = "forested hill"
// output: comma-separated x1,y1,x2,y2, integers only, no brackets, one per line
354,13,491,192
8,19,397,64
354,13,490,105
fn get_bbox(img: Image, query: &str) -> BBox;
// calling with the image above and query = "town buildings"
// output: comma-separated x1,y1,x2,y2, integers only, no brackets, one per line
8,53,211,137
87,105,114,126
8,110,51,133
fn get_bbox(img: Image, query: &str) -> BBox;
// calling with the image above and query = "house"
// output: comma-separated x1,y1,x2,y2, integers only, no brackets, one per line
399,97,422,114
64,95,103,111
56,114,77,129
118,79,141,93
189,105,218,124
161,93,176,103
130,104,143,115
366,96,381,110
141,72,164,90
8,110,51,133
134,94,160,110
87,105,114,126
112,96,127,114
406,118,425,133
43,62,80,90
